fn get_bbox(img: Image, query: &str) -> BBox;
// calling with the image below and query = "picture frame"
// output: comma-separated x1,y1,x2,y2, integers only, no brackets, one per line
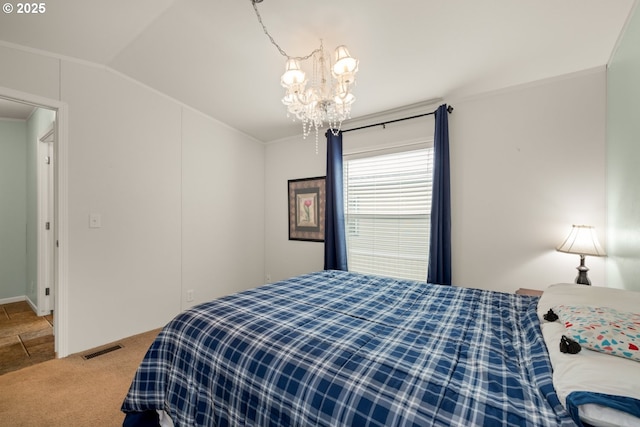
288,176,326,242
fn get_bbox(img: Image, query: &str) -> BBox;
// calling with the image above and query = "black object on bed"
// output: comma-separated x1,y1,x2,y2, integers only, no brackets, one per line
122,270,576,426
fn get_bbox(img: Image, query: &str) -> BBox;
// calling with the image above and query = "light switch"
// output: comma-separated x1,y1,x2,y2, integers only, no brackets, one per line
89,213,102,228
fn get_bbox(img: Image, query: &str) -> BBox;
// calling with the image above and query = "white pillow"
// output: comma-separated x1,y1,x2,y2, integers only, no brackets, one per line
552,304,640,362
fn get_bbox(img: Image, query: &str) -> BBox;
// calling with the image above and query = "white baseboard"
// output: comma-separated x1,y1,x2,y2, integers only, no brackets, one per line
0,295,26,305
0,295,39,315
26,297,38,314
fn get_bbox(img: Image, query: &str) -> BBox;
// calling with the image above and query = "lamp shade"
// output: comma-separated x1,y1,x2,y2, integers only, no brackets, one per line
556,225,606,256
333,45,358,76
281,59,306,87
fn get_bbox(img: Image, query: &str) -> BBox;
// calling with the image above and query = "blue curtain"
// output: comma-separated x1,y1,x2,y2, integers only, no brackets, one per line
324,131,348,271
427,104,452,285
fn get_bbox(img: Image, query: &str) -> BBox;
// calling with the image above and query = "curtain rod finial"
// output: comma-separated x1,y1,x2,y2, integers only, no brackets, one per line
446,105,454,114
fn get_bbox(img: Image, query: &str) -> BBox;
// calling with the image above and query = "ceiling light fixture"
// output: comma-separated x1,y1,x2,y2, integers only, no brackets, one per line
251,0,359,151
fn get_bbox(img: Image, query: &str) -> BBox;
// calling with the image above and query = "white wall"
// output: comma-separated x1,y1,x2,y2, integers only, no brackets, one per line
181,108,265,306
264,136,327,282
1,44,265,354
0,45,59,101
60,61,184,352
450,68,606,292
265,68,607,293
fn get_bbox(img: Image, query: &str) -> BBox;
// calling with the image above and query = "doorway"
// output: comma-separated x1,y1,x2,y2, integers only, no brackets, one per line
0,97,56,371
0,87,69,360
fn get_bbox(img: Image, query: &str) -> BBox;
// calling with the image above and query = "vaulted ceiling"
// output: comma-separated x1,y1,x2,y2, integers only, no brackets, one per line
0,0,635,141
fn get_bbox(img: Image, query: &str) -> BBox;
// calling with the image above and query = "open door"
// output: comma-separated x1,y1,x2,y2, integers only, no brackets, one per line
37,122,55,316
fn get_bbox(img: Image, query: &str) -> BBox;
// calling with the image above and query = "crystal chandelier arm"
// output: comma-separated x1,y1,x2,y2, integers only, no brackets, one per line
283,89,310,107
335,83,352,99
251,0,321,61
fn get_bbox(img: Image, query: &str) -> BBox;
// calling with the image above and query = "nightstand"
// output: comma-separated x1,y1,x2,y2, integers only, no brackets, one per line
515,288,543,297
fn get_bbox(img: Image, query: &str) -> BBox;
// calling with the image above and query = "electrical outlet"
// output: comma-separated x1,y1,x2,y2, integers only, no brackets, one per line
186,289,194,302
89,213,102,228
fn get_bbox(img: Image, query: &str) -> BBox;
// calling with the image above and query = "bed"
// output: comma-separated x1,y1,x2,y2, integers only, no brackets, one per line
122,270,588,426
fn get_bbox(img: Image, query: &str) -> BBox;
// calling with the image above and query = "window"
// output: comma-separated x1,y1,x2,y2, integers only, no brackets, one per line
343,147,433,281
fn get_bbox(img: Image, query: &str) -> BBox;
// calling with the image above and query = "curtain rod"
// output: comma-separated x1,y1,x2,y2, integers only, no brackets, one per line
341,105,453,134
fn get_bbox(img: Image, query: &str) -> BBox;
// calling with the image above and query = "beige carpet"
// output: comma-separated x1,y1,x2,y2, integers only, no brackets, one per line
0,328,160,427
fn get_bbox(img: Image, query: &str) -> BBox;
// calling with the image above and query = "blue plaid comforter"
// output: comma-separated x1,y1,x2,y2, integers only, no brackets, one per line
122,270,576,426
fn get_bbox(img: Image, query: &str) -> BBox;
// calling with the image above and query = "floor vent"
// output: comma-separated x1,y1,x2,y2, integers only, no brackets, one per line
82,344,123,360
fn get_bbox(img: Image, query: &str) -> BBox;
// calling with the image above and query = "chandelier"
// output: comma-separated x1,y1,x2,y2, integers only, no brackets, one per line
251,0,359,149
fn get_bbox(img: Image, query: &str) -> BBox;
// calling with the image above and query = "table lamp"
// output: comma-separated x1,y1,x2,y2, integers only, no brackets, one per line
556,225,606,285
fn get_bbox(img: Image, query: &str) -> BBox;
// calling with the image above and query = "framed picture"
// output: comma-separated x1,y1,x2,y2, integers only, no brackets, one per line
288,176,326,242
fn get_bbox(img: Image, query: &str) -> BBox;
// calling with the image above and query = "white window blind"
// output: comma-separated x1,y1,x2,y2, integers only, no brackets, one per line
344,148,433,281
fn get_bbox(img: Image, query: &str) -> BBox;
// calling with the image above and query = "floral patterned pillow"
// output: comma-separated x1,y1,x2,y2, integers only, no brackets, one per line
553,305,640,362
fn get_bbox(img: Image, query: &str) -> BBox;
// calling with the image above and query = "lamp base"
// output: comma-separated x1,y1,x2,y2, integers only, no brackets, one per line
575,254,591,286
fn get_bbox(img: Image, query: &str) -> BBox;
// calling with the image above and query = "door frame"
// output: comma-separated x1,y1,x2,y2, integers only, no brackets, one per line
0,86,70,357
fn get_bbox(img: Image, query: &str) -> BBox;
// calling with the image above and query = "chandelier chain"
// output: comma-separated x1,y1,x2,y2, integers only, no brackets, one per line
251,0,321,61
